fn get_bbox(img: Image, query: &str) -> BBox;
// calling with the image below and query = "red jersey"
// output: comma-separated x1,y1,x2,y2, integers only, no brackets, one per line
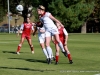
54,27,67,45
58,27,65,40
21,23,33,39
58,27,65,44
22,23,33,36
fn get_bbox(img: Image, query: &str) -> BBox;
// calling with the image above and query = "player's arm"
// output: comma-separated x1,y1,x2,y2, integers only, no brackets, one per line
31,25,34,33
39,27,45,33
17,24,23,36
63,28,68,46
33,27,37,36
49,14,64,27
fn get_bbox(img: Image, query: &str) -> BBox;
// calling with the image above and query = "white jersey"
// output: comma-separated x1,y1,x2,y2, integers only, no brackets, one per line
63,28,68,36
40,12,57,30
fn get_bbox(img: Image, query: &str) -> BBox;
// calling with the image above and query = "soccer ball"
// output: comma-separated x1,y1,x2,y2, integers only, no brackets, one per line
16,5,23,12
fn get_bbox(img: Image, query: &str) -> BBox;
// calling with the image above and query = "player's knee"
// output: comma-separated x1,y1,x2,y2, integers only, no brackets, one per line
18,44,22,47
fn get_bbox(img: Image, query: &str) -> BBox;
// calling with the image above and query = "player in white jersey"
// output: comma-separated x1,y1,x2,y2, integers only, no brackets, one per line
37,5,66,64
33,26,55,64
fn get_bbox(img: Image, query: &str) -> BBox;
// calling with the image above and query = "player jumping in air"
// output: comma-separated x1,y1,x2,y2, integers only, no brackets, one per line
37,5,65,64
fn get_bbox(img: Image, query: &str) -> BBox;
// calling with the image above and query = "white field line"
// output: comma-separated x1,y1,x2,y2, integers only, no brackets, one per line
0,41,18,44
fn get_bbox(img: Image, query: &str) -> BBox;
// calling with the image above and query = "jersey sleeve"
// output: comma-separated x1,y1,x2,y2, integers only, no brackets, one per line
46,12,51,17
63,28,68,35
31,26,34,30
20,24,24,30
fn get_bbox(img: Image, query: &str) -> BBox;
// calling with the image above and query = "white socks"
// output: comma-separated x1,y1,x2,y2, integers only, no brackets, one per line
46,46,53,58
43,48,49,58
58,41,65,52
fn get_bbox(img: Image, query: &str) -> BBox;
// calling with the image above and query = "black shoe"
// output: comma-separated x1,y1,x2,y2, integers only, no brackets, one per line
53,57,55,61
62,52,67,57
48,58,51,64
69,60,73,64
46,58,49,64
55,62,58,65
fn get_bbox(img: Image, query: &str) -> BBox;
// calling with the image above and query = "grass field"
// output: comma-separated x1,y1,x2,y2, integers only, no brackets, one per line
0,33,100,75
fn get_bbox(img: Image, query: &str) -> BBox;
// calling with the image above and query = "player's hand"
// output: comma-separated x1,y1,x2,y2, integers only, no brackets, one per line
33,33,35,36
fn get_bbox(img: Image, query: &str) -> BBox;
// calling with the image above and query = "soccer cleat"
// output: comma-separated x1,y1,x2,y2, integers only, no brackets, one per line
69,60,73,64
48,58,51,64
51,57,55,61
31,51,34,54
46,58,49,64
62,52,67,57
17,52,20,55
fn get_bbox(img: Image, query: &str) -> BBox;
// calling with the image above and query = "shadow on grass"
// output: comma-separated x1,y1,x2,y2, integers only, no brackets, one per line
9,58,47,64
0,66,55,72
2,51,23,54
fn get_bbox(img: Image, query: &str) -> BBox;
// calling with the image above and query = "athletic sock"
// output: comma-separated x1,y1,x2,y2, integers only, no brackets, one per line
55,55,59,62
58,41,65,52
43,48,49,58
46,46,52,58
55,52,59,62
17,45,21,52
67,53,72,60
51,49,54,58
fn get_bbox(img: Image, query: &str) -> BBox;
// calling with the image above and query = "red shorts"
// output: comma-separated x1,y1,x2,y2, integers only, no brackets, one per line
21,34,31,40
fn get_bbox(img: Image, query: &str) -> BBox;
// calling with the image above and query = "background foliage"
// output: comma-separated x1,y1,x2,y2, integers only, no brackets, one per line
0,0,100,32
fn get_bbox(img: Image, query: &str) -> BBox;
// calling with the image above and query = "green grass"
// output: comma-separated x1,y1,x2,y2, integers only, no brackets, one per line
0,33,100,75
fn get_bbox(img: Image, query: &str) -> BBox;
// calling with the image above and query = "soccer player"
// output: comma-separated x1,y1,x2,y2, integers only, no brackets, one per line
52,23,73,64
33,25,55,64
16,17,35,55
37,5,65,64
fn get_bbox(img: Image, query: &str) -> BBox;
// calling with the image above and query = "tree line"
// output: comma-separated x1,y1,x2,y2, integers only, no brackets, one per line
0,0,100,33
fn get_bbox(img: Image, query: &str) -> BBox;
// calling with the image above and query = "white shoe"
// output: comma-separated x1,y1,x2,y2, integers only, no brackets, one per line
17,52,20,55
31,51,34,54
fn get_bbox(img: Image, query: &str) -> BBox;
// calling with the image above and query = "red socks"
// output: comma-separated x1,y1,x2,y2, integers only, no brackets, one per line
55,55,59,62
17,46,21,52
67,54,72,60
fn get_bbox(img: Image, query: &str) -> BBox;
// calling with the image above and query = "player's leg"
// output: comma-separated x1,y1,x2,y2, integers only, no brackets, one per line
55,44,60,64
16,37,25,54
26,37,34,54
39,37,49,59
54,34,65,52
64,45,73,64
45,36,53,64
40,43,49,58
45,31,54,64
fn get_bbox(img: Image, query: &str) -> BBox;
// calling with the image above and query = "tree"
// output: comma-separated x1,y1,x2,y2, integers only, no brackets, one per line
48,0,95,33
0,0,97,33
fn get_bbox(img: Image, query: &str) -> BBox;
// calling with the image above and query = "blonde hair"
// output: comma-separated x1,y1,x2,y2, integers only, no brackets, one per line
38,5,45,10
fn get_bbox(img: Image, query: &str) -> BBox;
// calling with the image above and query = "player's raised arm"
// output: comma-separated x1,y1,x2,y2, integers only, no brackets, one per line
49,14,64,27
17,24,24,36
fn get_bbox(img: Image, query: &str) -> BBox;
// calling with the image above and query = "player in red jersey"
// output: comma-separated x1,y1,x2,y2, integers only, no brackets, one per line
52,23,73,64
16,17,35,55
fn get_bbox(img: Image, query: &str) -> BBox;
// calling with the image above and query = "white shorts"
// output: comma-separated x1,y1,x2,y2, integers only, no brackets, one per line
45,27,59,37
38,35,45,43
